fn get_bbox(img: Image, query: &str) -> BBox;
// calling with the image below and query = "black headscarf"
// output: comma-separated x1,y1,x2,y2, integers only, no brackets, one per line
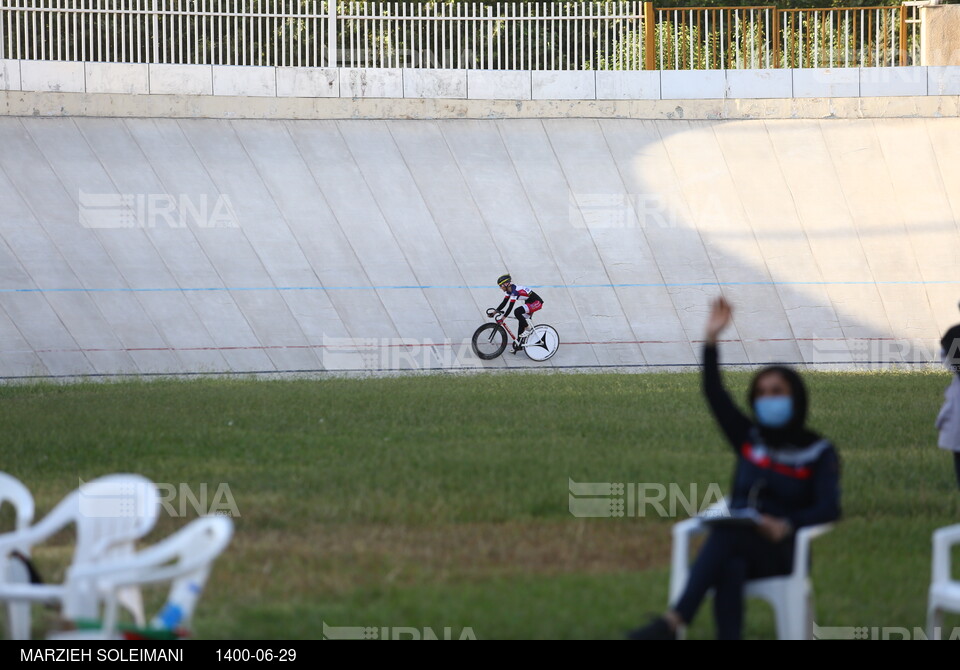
747,365,821,448
942,318,960,379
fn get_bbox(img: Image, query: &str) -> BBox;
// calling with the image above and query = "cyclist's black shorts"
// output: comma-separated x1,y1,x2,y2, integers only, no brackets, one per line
526,291,543,304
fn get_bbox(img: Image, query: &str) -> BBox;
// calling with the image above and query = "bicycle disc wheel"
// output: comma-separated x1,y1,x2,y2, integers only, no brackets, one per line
472,323,508,360
524,325,559,361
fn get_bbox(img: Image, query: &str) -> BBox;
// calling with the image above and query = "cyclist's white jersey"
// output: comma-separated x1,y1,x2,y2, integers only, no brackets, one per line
506,285,541,305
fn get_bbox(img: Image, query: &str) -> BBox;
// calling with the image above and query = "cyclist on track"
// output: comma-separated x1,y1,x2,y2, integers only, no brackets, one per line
493,273,544,354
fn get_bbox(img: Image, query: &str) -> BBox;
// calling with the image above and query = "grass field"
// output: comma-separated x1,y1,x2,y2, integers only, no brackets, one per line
3,370,959,640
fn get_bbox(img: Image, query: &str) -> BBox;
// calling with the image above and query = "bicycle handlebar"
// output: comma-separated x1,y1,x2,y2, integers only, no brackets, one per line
487,310,534,325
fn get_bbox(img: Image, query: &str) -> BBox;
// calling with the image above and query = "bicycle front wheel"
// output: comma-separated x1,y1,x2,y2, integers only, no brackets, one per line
472,323,508,360
524,325,560,361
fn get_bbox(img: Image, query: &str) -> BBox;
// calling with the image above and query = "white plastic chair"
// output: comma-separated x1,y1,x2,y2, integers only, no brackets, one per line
926,523,960,639
668,501,834,640
51,515,234,640
0,473,36,640
0,474,160,639
0,473,34,532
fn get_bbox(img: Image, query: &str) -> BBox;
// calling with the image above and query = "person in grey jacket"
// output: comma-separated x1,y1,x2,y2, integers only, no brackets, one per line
937,302,960,489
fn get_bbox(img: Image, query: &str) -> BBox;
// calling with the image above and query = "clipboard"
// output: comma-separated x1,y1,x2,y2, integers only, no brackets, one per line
698,507,762,527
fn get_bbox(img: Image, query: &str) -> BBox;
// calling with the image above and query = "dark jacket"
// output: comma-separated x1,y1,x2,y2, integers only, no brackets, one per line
942,323,960,379
702,344,841,529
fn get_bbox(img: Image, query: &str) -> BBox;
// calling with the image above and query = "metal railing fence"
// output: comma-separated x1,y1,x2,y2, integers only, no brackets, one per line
0,1,924,69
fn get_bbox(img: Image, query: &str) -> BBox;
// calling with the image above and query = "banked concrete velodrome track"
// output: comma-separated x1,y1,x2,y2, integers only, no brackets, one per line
0,116,958,377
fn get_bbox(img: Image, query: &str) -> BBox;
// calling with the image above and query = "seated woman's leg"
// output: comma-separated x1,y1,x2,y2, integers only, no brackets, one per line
673,526,793,632
672,527,744,625
713,557,748,640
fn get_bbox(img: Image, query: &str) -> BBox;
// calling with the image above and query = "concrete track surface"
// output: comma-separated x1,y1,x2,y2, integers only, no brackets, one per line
0,116,958,377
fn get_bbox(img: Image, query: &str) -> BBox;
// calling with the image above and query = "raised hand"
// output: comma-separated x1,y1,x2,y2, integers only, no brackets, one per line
705,296,732,345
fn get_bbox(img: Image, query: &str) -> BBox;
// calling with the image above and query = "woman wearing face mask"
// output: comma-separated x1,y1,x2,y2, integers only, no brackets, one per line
629,296,841,640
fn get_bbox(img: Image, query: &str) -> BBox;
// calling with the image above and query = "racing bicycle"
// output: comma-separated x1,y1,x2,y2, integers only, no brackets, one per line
471,309,560,362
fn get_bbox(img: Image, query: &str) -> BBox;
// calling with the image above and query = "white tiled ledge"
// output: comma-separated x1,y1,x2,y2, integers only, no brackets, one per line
3,60,960,99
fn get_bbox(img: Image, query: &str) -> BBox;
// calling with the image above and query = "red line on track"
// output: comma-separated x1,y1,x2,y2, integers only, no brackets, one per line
21,337,917,355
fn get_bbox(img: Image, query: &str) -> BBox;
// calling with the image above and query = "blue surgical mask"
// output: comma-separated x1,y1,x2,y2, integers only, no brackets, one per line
754,396,793,428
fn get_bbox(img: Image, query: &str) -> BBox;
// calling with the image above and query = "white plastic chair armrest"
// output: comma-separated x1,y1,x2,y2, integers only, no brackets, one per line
932,523,960,549
0,513,71,558
669,517,708,604
0,582,65,603
932,523,960,584
0,473,35,531
674,516,707,535
69,517,232,589
791,523,834,578
15,510,33,533
70,558,211,592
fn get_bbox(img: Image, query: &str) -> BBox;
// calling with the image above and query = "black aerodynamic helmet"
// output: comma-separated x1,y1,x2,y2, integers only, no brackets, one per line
497,274,512,287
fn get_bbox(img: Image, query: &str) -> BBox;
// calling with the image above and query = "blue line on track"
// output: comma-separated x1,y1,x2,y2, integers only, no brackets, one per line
2,280,958,294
